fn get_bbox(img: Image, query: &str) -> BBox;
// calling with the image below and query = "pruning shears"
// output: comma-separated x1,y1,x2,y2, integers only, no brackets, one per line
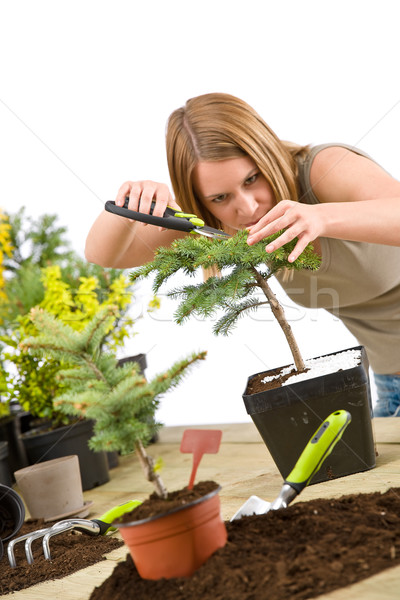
105,198,230,240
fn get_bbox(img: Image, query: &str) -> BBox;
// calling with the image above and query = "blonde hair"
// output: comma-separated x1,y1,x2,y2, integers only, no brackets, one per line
166,92,308,230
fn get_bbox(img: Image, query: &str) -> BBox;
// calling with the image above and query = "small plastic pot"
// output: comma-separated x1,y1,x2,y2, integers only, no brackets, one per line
0,483,25,542
116,486,227,580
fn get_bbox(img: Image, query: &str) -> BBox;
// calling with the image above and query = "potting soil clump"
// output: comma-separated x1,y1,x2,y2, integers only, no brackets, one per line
90,487,400,600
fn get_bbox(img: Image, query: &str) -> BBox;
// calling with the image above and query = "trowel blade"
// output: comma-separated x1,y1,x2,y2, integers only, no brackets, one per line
230,495,272,521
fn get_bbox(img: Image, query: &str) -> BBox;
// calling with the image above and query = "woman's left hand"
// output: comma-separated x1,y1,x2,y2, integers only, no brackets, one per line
246,200,324,263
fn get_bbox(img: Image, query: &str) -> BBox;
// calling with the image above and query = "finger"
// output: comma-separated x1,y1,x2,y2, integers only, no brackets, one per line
127,182,146,212
287,236,311,263
168,196,182,211
151,187,172,218
248,213,293,245
115,182,134,207
248,201,293,235
137,185,158,215
264,226,302,253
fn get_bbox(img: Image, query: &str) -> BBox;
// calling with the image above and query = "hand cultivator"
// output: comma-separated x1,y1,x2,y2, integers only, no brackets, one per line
7,500,140,568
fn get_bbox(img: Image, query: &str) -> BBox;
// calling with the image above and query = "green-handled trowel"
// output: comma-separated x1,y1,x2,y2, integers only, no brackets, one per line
231,409,351,521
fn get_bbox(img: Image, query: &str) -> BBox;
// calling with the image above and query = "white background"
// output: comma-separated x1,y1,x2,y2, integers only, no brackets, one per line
1,0,398,425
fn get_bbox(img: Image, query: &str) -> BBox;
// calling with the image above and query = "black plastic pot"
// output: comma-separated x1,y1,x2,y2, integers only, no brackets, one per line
21,419,109,491
0,413,29,481
0,483,25,542
0,442,12,487
243,346,376,484
117,352,147,373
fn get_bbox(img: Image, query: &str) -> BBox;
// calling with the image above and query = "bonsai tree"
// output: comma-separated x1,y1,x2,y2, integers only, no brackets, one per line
130,231,320,372
21,306,207,498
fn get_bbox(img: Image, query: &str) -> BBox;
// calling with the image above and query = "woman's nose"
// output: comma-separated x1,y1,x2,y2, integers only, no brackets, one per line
235,192,258,215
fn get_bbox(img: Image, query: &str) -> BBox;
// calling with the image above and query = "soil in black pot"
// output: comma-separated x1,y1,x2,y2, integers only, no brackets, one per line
90,487,400,600
246,364,306,393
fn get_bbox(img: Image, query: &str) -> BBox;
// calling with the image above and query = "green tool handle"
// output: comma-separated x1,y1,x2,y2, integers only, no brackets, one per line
92,499,142,535
285,410,351,495
105,199,205,232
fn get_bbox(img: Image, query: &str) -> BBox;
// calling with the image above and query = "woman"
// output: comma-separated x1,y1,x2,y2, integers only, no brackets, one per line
85,92,400,416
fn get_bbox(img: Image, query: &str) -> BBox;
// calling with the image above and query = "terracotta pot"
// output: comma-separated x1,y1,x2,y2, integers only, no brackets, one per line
116,486,227,579
14,455,86,520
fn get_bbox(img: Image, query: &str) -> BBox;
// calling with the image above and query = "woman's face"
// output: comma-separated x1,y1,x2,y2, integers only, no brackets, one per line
192,156,276,231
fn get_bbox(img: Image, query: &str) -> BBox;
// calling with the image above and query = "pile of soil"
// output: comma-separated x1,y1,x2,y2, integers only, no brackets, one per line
90,486,400,600
1,517,124,595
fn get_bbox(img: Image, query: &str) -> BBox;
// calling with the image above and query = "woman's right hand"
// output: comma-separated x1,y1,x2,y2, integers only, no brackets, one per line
115,180,181,218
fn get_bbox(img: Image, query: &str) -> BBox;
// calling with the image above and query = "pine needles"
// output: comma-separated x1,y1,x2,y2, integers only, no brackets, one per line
130,230,320,344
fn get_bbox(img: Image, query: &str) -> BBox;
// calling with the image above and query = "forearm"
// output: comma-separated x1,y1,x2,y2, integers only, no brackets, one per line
318,198,400,246
85,209,185,268
247,197,400,263
85,211,139,268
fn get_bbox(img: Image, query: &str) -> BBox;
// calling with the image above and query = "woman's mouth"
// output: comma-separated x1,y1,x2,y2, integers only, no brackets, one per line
244,221,258,228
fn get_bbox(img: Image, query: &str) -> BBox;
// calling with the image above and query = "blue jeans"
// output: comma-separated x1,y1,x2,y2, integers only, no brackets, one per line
373,373,400,417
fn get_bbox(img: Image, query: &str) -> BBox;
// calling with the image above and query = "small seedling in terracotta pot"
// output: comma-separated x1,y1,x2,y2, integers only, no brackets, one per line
131,231,376,484
22,306,227,579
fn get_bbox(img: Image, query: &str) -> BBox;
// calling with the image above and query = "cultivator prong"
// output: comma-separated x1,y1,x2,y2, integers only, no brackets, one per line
42,519,101,560
7,519,101,567
7,527,51,568
7,500,140,568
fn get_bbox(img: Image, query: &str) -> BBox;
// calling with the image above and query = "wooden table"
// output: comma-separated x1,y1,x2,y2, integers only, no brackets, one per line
7,418,400,599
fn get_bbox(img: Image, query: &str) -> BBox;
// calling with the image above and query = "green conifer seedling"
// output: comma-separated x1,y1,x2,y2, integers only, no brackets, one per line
22,305,207,498
131,231,320,371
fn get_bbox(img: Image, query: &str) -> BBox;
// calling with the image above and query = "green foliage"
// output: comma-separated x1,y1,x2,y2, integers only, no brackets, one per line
0,353,10,417
23,307,207,454
3,208,73,275
0,208,139,421
131,230,320,336
0,210,13,301
0,345,67,423
0,208,134,331
1,266,135,420
38,264,134,350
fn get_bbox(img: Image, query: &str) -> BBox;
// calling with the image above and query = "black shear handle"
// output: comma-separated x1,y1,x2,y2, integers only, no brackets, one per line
104,200,195,233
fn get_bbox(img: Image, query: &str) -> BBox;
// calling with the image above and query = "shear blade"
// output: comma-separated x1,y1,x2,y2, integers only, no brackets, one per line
231,495,271,521
194,227,230,240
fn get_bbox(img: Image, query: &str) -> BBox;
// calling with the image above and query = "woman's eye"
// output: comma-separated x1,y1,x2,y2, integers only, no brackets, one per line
212,194,227,203
245,173,259,185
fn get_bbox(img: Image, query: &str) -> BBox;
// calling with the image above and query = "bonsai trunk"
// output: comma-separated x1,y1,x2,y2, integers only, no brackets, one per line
252,267,305,372
135,439,168,499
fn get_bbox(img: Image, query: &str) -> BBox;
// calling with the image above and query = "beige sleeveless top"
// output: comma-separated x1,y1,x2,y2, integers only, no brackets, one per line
276,144,400,374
